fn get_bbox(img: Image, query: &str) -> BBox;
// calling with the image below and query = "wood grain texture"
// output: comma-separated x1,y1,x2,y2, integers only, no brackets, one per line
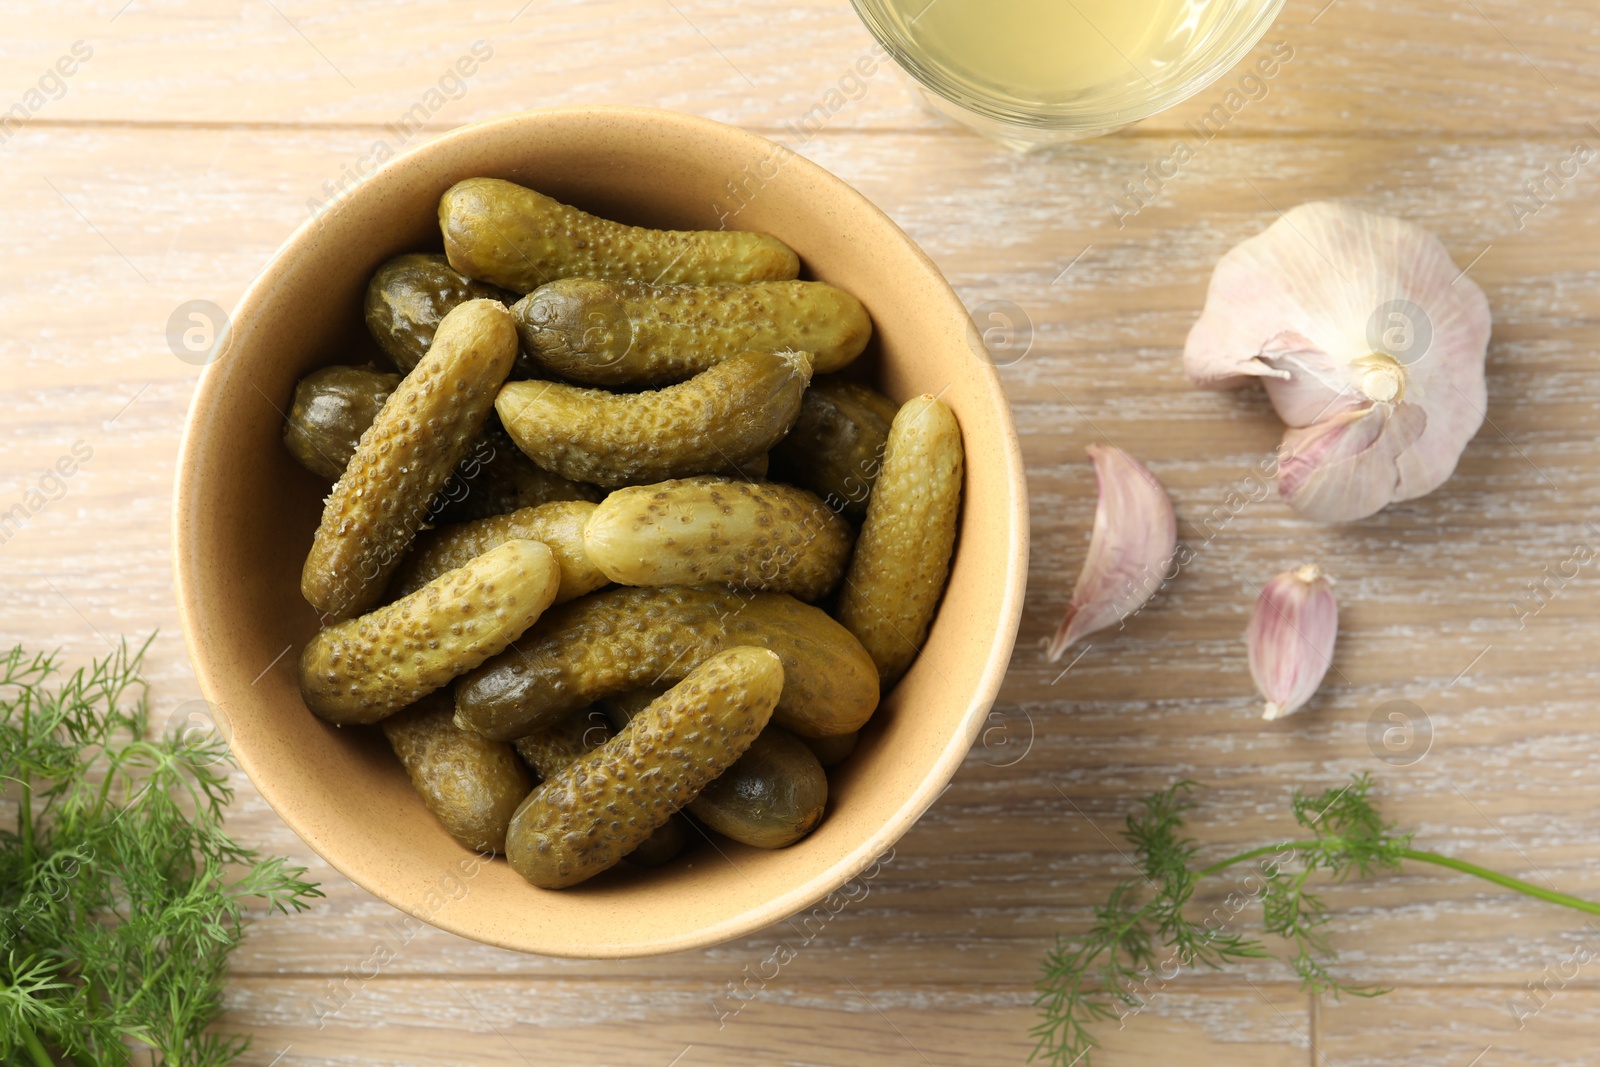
2,0,1599,1064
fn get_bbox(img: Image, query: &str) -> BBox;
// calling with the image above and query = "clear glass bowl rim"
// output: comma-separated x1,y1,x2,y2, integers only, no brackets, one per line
848,0,1289,133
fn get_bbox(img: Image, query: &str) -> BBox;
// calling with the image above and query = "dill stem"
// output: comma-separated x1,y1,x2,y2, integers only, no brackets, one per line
18,774,33,869
18,1021,58,1067
1403,849,1600,916
1198,842,1600,917
18,685,34,868
1197,841,1319,878
120,953,177,1016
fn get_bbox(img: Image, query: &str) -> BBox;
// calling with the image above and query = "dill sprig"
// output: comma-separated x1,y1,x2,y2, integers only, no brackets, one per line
1032,773,1600,1066
0,639,322,1067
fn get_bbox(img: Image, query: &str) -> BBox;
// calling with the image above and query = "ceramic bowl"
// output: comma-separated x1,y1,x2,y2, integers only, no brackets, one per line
174,106,1028,958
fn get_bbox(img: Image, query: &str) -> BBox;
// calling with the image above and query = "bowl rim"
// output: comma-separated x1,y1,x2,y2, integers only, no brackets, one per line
847,0,1288,133
172,104,1030,957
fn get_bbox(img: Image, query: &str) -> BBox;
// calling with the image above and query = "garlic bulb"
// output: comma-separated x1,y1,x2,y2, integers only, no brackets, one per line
1247,565,1338,721
1046,444,1176,661
1185,201,1491,522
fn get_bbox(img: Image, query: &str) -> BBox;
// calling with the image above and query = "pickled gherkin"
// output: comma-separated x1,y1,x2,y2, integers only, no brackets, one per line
440,178,799,292
513,278,869,386
505,647,782,888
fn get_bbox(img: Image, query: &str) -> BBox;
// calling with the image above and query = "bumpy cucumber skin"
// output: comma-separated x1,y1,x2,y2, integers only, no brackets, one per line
605,692,827,849
391,500,606,604
439,178,800,293
513,706,690,868
455,586,878,741
513,278,869,387
583,476,852,602
835,394,964,687
506,647,782,889
282,374,595,522
496,350,811,489
283,365,400,480
769,378,899,521
300,539,560,725
364,253,516,373
382,690,531,854
301,299,518,618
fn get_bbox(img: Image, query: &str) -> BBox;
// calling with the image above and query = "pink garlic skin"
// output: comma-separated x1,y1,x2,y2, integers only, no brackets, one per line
1247,565,1339,721
1047,444,1177,661
1184,201,1491,522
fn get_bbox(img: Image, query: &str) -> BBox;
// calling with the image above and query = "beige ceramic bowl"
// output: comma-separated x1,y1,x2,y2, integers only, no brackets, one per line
174,106,1028,958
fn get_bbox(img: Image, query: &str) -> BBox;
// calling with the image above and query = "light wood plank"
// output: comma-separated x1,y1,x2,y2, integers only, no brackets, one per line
217,979,1309,1066
1318,986,1600,1066
0,0,1592,136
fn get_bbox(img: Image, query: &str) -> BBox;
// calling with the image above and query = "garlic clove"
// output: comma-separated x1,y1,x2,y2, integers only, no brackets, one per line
1278,402,1427,522
1247,564,1338,721
1184,201,1491,521
1047,444,1177,661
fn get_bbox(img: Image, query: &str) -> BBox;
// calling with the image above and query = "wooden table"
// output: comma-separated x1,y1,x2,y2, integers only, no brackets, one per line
5,0,1599,1063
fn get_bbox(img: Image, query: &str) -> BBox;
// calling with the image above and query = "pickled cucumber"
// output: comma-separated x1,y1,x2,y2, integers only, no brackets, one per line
364,252,516,373
391,500,607,604
440,177,799,293
495,350,811,489
582,476,852,601
382,690,531,854
835,395,963,687
769,378,898,520
282,373,592,525
512,278,869,387
455,586,878,741
505,646,782,888
300,539,560,724
605,691,827,849
512,706,689,868
283,365,398,480
694,727,827,848
301,299,518,618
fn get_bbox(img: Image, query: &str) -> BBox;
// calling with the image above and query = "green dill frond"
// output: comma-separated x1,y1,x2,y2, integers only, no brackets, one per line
1033,770,1600,1066
0,639,322,1067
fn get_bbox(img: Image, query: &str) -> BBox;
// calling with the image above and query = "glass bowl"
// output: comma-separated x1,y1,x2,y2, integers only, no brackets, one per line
850,0,1287,148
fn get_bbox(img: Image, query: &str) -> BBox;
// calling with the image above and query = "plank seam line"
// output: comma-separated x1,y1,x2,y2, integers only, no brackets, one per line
0,118,1585,143
226,974,1590,990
